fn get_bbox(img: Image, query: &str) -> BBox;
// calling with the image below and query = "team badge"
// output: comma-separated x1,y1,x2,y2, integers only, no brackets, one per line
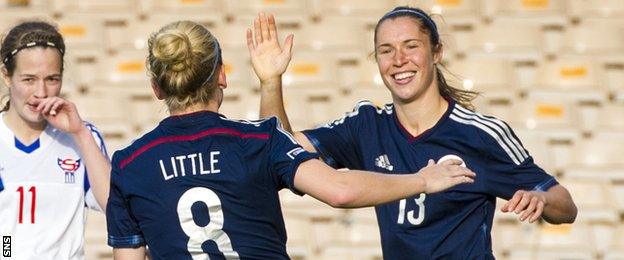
58,158,81,184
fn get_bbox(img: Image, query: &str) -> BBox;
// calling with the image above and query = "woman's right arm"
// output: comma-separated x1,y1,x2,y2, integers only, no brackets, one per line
294,158,476,208
247,13,317,153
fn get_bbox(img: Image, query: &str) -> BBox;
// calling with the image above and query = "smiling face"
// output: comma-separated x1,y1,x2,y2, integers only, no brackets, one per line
374,16,442,104
2,47,63,126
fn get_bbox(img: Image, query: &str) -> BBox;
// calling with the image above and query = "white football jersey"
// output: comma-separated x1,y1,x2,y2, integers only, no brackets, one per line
0,112,107,260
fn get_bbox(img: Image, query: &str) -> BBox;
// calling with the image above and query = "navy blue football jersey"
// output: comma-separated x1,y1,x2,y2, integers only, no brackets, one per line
303,100,558,260
106,111,317,259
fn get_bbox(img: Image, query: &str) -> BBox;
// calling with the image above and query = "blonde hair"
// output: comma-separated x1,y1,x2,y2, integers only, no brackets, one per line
147,20,221,112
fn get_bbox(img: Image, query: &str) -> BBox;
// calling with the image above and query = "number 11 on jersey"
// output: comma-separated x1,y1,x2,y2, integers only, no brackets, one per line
16,186,36,224
397,193,426,225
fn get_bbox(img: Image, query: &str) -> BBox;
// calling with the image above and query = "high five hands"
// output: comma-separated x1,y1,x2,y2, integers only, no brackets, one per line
246,12,294,84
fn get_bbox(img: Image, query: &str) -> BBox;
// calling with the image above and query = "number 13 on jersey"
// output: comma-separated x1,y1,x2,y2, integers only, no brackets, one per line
397,193,426,225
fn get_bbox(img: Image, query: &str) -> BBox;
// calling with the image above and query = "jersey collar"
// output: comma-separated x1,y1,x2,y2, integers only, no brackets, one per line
159,110,225,127
392,99,455,143
0,111,56,154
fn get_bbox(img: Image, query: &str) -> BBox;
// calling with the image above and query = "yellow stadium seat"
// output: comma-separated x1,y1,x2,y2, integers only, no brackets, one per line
281,51,338,89
535,223,597,260
99,50,150,84
416,0,480,18
493,0,566,18
532,57,607,101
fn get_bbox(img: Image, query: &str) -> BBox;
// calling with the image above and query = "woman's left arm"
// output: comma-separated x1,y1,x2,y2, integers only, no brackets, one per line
39,97,111,211
501,184,577,224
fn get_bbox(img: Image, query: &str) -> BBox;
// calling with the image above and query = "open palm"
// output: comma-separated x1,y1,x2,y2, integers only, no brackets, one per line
246,13,294,83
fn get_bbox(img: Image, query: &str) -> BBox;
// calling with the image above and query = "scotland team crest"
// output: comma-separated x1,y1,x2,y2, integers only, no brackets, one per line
58,158,81,184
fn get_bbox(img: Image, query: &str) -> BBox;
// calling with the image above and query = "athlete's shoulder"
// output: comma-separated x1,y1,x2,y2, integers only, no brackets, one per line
111,124,164,170
323,100,392,128
448,103,529,165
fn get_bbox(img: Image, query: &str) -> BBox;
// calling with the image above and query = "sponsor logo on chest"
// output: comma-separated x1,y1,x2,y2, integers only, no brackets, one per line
375,154,394,171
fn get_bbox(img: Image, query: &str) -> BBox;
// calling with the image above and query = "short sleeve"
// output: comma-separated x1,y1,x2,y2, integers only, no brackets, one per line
106,157,145,248
84,122,109,211
302,101,371,169
478,121,559,200
268,118,318,195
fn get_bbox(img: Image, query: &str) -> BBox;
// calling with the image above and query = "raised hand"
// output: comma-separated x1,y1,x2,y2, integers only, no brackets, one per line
418,159,476,194
35,97,84,135
501,190,547,223
246,12,294,84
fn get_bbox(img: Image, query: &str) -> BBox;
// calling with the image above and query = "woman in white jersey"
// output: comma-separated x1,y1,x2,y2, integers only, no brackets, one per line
0,21,111,259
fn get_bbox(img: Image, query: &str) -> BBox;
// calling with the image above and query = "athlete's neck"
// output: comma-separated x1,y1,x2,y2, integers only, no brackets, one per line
393,89,448,137
169,101,220,116
2,109,47,145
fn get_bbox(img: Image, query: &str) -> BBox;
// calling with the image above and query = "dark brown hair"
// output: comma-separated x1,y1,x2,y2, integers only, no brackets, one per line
1,21,65,112
374,6,478,110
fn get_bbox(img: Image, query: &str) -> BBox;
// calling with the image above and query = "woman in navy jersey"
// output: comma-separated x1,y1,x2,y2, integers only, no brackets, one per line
0,21,110,259
107,20,475,259
253,7,577,259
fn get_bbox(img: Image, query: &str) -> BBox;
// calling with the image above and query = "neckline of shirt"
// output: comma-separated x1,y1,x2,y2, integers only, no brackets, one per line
0,111,55,154
392,99,455,143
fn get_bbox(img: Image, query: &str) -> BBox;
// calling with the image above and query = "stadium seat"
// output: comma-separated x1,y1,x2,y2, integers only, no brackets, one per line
604,225,624,259
562,18,624,55
446,54,516,92
489,0,566,19
0,9,51,35
558,178,618,224
569,131,624,169
138,0,225,15
297,17,367,54
532,57,608,101
219,87,259,120
282,87,345,129
225,0,309,18
311,0,393,18
51,0,136,13
401,0,479,18
281,51,338,89
535,223,597,260
469,18,543,56
55,14,104,50
492,221,540,259
98,50,150,84
568,0,624,18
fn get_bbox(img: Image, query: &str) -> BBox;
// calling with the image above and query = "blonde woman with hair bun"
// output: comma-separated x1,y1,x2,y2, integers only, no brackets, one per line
106,20,475,260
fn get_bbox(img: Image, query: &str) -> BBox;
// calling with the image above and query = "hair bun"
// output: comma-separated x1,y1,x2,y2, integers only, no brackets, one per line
151,30,193,72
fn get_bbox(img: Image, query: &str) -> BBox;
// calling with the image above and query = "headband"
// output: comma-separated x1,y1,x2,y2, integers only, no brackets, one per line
381,8,439,44
2,41,64,65
199,40,222,88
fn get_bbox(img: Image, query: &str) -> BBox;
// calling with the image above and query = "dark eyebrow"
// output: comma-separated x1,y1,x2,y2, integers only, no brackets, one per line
377,38,425,48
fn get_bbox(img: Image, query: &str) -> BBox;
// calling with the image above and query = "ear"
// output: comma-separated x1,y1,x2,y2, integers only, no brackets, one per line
1,67,11,88
150,79,166,100
217,65,227,89
433,43,443,65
